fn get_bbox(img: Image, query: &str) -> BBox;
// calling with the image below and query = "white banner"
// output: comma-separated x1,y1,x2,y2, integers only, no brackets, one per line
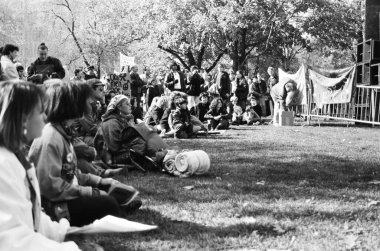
120,53,135,72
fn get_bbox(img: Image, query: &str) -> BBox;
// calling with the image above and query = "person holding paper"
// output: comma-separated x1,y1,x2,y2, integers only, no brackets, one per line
0,80,80,250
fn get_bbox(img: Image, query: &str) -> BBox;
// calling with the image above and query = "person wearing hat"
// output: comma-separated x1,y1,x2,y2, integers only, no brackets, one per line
270,78,299,125
77,79,106,146
164,62,186,92
27,43,65,84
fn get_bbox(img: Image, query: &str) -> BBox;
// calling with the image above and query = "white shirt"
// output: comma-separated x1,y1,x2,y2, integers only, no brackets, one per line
173,72,181,89
0,55,19,80
0,147,80,251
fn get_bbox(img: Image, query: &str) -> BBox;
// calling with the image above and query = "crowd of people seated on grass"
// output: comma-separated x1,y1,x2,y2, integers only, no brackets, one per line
0,42,299,250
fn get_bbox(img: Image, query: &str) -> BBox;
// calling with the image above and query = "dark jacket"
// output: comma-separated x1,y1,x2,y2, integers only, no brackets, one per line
235,78,249,101
130,72,145,97
186,73,204,96
165,71,186,92
205,106,229,120
196,102,210,122
27,57,65,84
250,79,267,98
101,113,168,157
216,71,231,99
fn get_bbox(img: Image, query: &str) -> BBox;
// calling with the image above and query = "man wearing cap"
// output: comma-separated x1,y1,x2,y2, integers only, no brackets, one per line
78,79,106,146
270,79,299,125
27,43,65,84
164,62,186,92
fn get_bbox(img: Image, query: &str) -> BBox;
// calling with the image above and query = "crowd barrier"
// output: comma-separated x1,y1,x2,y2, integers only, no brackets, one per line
292,85,380,126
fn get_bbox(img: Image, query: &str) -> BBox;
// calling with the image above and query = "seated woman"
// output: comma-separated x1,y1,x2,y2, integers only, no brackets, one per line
144,96,168,131
0,80,80,250
101,95,168,167
29,81,141,227
196,92,210,122
205,97,230,130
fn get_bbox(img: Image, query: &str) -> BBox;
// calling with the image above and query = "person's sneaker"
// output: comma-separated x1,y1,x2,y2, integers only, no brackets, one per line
121,197,142,214
103,168,124,177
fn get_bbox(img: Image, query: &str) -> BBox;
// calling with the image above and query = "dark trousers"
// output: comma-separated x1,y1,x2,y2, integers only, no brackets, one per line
67,195,122,227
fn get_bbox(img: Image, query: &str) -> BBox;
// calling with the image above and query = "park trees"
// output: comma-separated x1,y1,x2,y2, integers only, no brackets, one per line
146,0,360,73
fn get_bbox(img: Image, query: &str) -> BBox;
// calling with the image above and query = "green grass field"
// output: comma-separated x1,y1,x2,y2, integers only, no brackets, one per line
73,124,380,251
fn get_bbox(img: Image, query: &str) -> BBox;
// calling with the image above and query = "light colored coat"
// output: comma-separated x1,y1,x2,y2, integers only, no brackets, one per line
0,147,79,250
0,55,18,80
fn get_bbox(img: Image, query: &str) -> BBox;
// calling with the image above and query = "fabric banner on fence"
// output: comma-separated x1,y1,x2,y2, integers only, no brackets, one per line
278,64,308,105
309,66,355,108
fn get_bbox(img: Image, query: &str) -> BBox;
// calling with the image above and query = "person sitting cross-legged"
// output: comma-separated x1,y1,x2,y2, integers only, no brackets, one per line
205,97,230,130
172,97,202,139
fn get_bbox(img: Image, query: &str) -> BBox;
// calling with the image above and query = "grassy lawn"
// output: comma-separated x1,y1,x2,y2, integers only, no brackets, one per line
74,123,380,251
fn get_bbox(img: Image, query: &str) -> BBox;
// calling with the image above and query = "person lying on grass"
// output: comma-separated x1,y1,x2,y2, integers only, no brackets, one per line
29,81,142,228
205,97,230,130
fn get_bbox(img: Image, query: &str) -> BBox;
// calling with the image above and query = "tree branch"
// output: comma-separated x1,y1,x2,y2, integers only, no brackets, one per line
206,51,226,73
158,44,190,70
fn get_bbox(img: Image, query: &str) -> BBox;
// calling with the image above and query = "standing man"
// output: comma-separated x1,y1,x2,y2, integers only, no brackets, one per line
267,67,278,117
164,62,186,92
253,72,268,116
27,43,65,84
215,64,231,102
0,44,19,80
186,65,204,115
130,65,145,119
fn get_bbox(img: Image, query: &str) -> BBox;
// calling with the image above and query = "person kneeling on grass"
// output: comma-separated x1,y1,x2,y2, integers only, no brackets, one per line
205,97,230,130
172,97,202,139
29,81,142,228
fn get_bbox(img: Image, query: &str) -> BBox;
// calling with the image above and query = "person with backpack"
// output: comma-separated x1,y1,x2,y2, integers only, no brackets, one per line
0,44,19,80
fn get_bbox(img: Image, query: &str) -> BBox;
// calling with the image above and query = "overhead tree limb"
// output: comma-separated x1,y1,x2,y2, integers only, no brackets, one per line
158,44,190,70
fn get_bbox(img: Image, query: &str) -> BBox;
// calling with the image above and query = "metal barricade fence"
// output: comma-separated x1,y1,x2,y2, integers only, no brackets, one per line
293,85,380,126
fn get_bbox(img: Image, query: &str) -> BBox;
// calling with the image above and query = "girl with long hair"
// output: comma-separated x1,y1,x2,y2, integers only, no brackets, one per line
0,80,80,250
